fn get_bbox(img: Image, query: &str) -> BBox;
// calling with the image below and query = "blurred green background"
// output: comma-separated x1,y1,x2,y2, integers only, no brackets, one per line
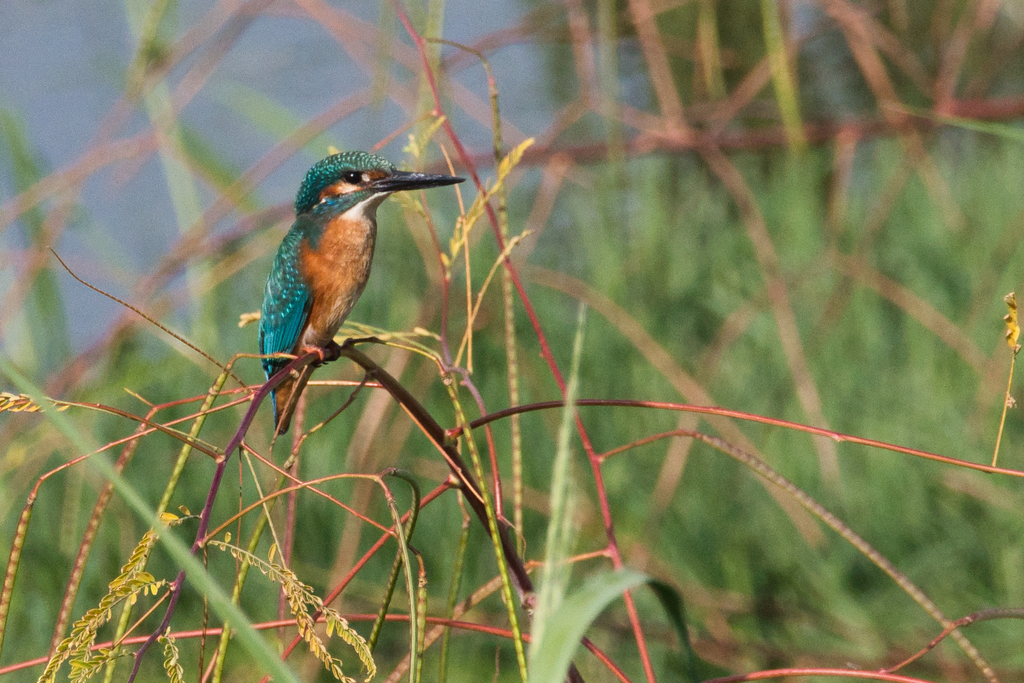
3,0,1024,681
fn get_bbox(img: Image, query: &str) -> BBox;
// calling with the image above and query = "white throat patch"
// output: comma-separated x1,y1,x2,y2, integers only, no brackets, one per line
341,192,391,222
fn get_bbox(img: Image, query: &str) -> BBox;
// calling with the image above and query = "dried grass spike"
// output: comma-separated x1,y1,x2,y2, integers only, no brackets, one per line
0,391,68,413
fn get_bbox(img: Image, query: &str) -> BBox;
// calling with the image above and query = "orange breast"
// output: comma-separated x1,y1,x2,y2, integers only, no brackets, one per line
298,212,378,348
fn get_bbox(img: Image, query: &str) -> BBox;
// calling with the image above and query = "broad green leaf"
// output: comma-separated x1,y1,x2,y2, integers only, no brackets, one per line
527,569,647,683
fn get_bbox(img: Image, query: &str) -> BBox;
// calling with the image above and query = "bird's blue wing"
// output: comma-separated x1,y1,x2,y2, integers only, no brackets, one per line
259,228,311,381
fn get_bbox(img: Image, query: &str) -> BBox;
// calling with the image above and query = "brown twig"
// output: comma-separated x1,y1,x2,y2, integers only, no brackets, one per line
337,340,534,599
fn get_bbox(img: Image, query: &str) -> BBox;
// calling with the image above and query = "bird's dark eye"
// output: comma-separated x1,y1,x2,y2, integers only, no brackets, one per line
342,171,363,184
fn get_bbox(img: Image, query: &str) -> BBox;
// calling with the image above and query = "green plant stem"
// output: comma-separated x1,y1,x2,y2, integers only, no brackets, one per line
337,340,533,680
103,365,232,683
530,304,586,672
380,480,420,683
437,494,470,683
446,385,529,681
0,358,303,683
368,469,422,653
432,33,528,561
338,342,534,598
991,350,1016,467
761,0,806,151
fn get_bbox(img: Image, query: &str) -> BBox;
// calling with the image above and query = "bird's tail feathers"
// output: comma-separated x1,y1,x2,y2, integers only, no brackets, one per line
272,365,313,436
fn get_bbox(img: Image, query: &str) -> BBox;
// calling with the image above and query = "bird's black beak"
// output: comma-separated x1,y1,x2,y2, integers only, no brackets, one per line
372,170,465,193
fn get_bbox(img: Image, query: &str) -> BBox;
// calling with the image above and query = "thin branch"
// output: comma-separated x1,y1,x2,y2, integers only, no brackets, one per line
50,248,246,387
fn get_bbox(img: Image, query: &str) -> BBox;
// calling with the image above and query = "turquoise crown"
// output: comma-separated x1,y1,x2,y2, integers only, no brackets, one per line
294,151,396,215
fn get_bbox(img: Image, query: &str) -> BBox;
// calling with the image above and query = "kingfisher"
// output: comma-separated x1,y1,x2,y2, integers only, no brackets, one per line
259,151,464,435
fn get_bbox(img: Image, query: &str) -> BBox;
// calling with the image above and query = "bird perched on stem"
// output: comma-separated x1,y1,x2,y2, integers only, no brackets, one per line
259,151,463,435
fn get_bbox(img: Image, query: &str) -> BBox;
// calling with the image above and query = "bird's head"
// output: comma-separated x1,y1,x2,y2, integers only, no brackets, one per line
295,151,463,215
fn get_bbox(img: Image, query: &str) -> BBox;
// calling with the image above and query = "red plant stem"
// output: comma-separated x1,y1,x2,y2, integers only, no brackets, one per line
275,481,454,664
393,9,657,681
279,454,300,632
5,613,630,683
463,399,1024,478
883,607,1024,673
124,350,323,683
49,408,160,655
452,370,505,518
704,668,936,683
125,570,185,683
